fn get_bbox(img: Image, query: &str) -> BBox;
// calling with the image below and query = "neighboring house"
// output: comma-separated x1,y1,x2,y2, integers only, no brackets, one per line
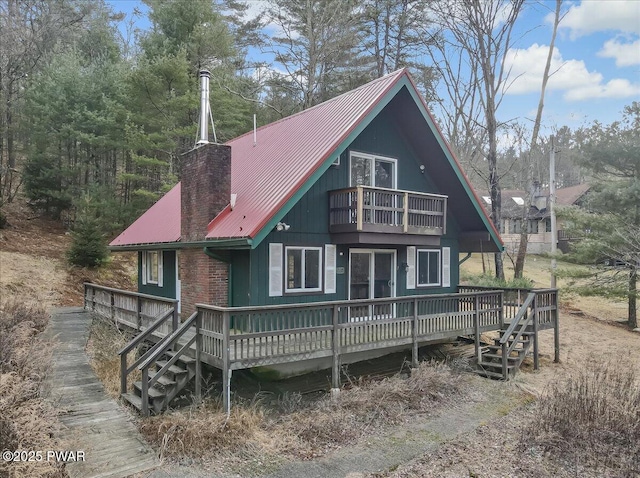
110,69,503,317
479,183,590,255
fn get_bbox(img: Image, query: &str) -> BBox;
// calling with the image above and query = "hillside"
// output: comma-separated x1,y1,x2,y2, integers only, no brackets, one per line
0,198,136,308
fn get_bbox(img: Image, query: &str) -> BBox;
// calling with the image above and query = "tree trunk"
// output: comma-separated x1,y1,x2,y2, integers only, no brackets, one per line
629,266,637,329
514,229,528,278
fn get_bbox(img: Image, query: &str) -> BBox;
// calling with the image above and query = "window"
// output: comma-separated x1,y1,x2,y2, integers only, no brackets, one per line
285,247,322,292
509,219,522,234
350,152,396,189
417,249,440,287
142,250,163,287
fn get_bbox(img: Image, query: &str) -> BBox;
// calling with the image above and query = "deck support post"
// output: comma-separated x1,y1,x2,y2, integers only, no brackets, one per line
411,298,419,368
222,310,231,416
195,311,202,403
553,295,560,363
356,187,363,232
91,285,96,311
498,291,505,330
331,304,341,394
141,368,149,417
474,295,481,362
120,353,127,395
533,294,539,371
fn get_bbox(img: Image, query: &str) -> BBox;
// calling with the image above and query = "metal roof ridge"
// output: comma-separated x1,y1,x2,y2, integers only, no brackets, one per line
225,69,408,145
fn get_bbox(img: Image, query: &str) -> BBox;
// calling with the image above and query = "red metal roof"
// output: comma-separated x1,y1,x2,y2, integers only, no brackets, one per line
206,69,407,240
110,68,500,249
110,183,181,246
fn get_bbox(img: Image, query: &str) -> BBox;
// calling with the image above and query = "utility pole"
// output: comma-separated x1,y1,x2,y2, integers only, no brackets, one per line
550,135,557,288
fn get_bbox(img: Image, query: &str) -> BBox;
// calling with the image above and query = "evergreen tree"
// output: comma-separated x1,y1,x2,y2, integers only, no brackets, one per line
67,196,109,268
561,103,640,328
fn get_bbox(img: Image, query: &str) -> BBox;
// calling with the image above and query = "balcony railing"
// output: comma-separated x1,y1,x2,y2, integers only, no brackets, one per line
329,186,447,235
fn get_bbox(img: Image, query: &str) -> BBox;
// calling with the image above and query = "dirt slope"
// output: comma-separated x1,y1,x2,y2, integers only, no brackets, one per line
0,198,136,307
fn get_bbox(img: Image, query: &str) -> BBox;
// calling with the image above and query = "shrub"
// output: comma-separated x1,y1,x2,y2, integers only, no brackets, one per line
528,359,640,476
460,272,534,289
0,299,65,478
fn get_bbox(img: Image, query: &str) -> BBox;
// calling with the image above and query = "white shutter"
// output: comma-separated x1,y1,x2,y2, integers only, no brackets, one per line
158,251,164,287
324,244,337,294
406,246,416,290
269,243,283,297
141,251,147,285
442,247,451,288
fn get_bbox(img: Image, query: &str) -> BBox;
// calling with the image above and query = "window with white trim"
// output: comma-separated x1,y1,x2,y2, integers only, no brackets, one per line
349,151,397,189
142,250,163,287
285,246,322,292
417,249,440,287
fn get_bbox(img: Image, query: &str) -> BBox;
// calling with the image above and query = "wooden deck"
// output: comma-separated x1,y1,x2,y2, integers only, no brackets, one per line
83,284,559,414
46,307,159,478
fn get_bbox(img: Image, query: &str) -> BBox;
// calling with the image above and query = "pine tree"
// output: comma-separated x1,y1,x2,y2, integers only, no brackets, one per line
67,197,109,268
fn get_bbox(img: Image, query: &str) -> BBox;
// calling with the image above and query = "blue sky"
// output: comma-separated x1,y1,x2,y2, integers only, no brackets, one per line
106,0,640,135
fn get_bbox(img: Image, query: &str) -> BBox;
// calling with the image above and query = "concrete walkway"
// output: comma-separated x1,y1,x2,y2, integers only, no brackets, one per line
47,307,159,478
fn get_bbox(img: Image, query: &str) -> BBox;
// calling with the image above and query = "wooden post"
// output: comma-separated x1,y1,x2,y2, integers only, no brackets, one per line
474,294,481,362
403,192,409,233
195,311,202,403
91,286,96,311
83,284,88,310
141,368,149,417
120,353,127,395
110,291,115,322
498,291,505,329
553,292,560,363
331,304,341,394
222,310,231,416
356,187,363,231
501,341,508,379
136,296,142,331
411,298,419,368
172,302,179,332
533,294,539,371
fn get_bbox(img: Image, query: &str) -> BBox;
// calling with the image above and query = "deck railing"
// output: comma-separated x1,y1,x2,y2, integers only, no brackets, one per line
84,283,179,335
329,186,447,235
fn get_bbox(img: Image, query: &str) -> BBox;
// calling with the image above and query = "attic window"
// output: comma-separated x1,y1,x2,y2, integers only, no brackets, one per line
332,155,340,166
482,196,492,205
512,197,525,206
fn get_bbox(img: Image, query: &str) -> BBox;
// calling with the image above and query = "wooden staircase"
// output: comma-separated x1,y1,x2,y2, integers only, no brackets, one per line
119,310,202,415
122,351,197,414
474,292,539,380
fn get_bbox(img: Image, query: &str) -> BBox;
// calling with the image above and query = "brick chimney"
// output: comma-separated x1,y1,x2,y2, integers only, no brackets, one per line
178,70,232,313
179,143,231,313
180,143,231,242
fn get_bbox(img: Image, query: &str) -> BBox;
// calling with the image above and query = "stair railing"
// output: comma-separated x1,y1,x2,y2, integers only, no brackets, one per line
136,311,201,416
499,291,536,379
118,307,176,395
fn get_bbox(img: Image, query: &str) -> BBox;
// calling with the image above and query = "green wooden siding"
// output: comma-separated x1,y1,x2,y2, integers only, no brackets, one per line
239,107,461,306
138,250,177,299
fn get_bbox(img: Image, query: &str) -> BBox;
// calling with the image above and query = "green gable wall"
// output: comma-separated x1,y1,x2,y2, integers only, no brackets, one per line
138,250,177,299
236,104,462,306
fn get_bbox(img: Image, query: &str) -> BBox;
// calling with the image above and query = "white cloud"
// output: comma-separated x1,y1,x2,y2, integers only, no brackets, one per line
550,1,640,38
504,43,640,101
598,37,640,66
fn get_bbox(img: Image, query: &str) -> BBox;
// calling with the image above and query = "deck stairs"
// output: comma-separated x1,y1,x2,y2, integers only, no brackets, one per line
119,309,201,415
474,291,538,380
122,350,197,414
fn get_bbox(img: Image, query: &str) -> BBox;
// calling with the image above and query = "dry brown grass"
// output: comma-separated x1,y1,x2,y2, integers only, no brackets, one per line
0,300,66,478
86,317,139,399
527,358,640,476
138,361,469,473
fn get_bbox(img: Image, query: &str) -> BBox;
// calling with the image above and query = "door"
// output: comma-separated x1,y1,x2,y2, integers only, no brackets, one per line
349,249,396,320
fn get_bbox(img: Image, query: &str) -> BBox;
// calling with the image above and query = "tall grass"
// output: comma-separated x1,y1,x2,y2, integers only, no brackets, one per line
528,359,640,476
139,361,468,472
0,300,66,478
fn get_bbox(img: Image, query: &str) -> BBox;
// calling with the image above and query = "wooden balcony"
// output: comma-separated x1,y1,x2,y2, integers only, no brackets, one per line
329,186,446,236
